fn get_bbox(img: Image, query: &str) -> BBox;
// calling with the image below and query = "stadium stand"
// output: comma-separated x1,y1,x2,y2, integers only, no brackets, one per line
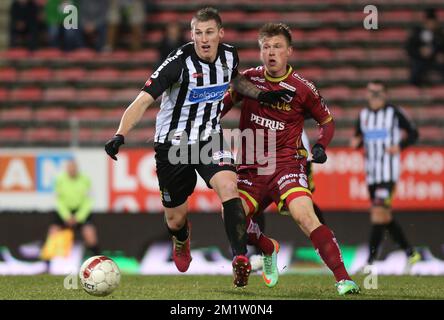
0,0,443,147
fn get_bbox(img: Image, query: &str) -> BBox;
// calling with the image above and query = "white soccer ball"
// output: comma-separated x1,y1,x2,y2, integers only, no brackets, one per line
79,255,121,296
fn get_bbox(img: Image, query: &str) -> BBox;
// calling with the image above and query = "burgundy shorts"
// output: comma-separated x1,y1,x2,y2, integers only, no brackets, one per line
237,161,312,216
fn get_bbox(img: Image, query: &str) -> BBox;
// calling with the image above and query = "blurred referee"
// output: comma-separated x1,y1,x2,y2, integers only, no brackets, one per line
351,80,421,268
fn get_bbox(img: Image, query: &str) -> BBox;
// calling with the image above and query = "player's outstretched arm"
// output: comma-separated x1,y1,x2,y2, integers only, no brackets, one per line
105,91,155,160
231,74,293,105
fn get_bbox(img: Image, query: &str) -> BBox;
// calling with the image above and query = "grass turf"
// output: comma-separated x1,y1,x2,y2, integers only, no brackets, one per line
1,274,443,300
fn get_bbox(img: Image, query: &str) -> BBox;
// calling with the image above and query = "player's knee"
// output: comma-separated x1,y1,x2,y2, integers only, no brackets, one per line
217,181,239,200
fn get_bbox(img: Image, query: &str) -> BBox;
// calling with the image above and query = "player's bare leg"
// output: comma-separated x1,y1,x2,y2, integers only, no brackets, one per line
210,171,250,287
288,195,360,295
81,224,100,256
165,202,192,272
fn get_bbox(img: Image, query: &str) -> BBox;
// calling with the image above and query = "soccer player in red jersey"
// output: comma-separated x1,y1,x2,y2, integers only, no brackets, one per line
222,23,360,295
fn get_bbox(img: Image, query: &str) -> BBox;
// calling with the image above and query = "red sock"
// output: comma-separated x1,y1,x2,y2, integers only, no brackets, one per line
246,216,274,255
310,225,351,282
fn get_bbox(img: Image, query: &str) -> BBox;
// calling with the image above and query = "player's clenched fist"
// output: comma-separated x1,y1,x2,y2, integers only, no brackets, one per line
311,144,327,164
105,134,125,160
258,89,294,105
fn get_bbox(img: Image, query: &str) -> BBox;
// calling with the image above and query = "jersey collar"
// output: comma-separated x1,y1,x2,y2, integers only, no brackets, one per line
264,65,293,82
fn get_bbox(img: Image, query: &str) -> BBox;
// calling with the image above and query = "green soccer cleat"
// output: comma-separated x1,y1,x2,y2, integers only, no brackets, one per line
407,251,421,266
262,239,279,288
335,280,360,295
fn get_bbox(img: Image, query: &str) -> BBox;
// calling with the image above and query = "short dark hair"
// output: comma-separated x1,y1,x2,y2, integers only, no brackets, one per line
191,7,222,29
368,80,386,91
258,23,292,46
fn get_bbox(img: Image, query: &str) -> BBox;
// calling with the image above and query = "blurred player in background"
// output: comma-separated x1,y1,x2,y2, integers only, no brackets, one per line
45,159,99,258
350,80,421,270
222,23,359,295
105,7,291,287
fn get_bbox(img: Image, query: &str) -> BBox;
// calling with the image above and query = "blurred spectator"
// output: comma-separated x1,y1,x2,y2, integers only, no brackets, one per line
44,0,83,51
9,0,39,50
406,8,444,86
77,0,110,52
158,22,186,63
105,0,145,52
46,159,100,257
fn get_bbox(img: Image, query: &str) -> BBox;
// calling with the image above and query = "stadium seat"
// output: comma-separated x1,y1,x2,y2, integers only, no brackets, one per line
360,67,393,80
0,127,24,140
388,86,422,100
342,29,373,41
30,48,62,59
88,69,121,81
424,86,444,99
9,87,43,101
0,48,29,60
67,49,96,61
300,48,333,61
297,67,325,81
325,67,358,80
335,48,367,61
0,68,18,81
34,107,69,121
77,88,111,101
131,49,159,62
44,88,77,101
25,128,68,142
20,68,52,81
54,68,87,81
321,86,352,100
70,108,104,120
0,106,33,120
121,69,152,82
305,28,339,41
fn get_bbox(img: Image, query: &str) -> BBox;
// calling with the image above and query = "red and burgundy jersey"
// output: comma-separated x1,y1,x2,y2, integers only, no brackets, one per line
223,65,334,169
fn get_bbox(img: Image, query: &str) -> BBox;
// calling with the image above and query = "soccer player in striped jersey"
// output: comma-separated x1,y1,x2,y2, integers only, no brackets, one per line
105,8,291,288
351,80,421,269
222,23,359,295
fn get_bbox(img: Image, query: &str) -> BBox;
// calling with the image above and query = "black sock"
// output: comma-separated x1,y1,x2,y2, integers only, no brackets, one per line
368,224,386,264
386,220,414,256
222,198,248,257
254,211,265,233
165,220,189,242
313,202,326,225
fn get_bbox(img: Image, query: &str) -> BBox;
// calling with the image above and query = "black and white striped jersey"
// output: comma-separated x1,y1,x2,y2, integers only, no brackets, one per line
355,104,419,185
142,42,239,144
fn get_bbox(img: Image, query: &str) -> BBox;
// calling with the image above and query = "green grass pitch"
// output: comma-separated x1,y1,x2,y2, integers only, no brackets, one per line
1,274,443,300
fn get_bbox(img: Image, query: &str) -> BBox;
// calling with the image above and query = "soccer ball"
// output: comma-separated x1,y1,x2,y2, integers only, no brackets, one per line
79,255,121,296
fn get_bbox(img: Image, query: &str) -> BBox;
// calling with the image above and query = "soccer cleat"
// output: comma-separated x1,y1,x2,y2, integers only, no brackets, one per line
172,224,192,272
335,280,360,295
262,239,280,288
232,255,252,288
407,251,421,266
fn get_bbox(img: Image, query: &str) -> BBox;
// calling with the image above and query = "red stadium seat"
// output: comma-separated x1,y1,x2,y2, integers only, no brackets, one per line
375,29,408,41
145,30,164,42
382,10,416,22
121,69,152,82
35,107,69,121
342,29,373,41
44,88,77,101
335,48,367,61
238,49,260,60
388,86,422,100
326,67,358,80
131,49,159,62
305,29,339,41
221,11,247,22
130,128,156,143
30,48,62,59
419,127,443,140
297,67,325,81
54,68,86,81
1,106,33,120
25,128,68,142
222,29,239,42
368,48,405,61
280,12,313,23
424,86,444,99
0,88,7,100
315,11,348,23
361,67,393,80
71,108,103,120
0,127,24,140
20,68,52,81
111,88,140,101
0,48,29,60
9,87,43,101
0,68,18,81
321,86,352,100
300,48,333,61
78,88,111,101
88,68,120,81
67,49,96,61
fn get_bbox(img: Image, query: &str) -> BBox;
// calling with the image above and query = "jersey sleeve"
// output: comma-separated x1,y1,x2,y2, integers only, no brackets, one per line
395,107,419,149
142,49,183,99
231,47,240,79
303,86,333,126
